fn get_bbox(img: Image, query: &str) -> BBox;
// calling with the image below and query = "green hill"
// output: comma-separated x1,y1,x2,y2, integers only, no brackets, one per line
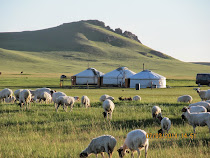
0,20,209,79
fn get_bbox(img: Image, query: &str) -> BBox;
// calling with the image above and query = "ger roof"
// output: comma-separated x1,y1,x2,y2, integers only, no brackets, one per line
74,68,104,77
130,70,166,79
103,67,136,78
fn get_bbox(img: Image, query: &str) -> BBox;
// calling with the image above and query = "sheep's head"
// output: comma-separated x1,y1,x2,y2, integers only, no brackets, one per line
158,128,163,134
74,96,80,101
117,147,129,158
193,88,200,93
181,107,188,112
102,112,107,118
79,152,88,158
157,115,163,122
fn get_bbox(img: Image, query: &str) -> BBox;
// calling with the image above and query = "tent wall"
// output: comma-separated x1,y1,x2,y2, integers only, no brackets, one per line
103,77,125,85
75,76,98,85
130,79,166,88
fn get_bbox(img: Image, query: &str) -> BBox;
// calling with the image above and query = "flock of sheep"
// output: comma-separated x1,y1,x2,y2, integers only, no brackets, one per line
0,87,210,158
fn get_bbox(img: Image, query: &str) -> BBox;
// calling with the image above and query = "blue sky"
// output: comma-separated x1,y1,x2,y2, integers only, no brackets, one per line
1,0,210,62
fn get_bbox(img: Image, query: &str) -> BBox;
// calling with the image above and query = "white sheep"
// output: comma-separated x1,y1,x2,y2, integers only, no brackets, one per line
158,117,171,134
205,89,210,100
177,95,193,103
102,99,115,120
117,129,149,158
181,107,210,133
5,96,16,104
33,88,55,102
55,96,77,112
81,95,90,108
188,106,207,113
39,92,52,104
80,135,116,158
52,91,67,108
194,88,207,101
100,94,114,102
19,89,32,110
14,89,24,102
133,95,141,101
151,106,162,119
0,88,13,102
189,101,210,112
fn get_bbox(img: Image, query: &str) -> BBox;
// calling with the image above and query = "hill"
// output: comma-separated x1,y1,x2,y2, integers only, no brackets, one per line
0,20,209,79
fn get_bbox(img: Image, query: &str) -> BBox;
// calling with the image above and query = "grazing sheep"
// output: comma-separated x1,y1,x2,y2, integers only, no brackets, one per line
158,117,171,134
189,101,210,112
14,89,24,102
0,88,13,102
33,88,55,103
117,129,149,158
193,88,207,101
177,95,193,103
118,96,132,101
100,94,114,102
19,89,32,110
102,99,115,120
80,135,116,158
133,95,141,101
5,96,16,104
55,96,77,112
151,106,162,119
39,92,52,104
188,106,207,113
181,107,210,133
81,95,90,108
205,89,210,100
52,91,67,108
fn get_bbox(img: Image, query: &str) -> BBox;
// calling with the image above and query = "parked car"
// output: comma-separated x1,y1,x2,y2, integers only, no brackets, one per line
196,73,210,86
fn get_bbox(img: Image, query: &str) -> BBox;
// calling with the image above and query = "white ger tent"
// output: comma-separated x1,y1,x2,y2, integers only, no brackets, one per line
73,68,104,85
103,67,136,86
130,70,166,88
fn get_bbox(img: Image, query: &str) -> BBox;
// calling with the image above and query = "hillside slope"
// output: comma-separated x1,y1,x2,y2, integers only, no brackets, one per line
0,20,209,78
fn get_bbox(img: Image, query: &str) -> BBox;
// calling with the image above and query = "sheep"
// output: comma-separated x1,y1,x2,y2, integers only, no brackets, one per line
188,106,207,113
33,88,55,103
205,89,210,100
39,92,52,104
52,91,67,108
55,96,77,112
81,95,90,108
19,89,32,110
5,96,16,104
181,107,210,133
206,100,210,103
80,135,116,158
177,95,193,103
151,106,162,119
100,94,114,102
189,101,210,112
133,95,141,101
158,117,171,134
102,99,115,120
193,88,207,101
14,89,24,102
117,129,149,158
0,88,13,102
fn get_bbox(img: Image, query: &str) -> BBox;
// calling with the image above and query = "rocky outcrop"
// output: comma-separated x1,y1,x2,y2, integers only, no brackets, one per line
86,20,141,43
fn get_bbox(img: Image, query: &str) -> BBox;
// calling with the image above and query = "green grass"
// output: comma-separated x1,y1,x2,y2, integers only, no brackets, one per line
0,75,209,157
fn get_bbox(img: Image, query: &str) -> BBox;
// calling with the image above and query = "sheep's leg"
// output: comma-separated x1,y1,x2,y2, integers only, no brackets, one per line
145,145,148,158
100,152,104,158
70,104,73,112
131,151,134,158
193,126,196,134
136,148,140,158
56,104,60,112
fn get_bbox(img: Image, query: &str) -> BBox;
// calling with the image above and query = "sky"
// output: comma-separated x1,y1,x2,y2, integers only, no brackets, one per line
0,0,210,62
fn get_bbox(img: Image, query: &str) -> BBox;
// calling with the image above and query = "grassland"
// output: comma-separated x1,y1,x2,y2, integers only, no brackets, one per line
0,74,209,158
